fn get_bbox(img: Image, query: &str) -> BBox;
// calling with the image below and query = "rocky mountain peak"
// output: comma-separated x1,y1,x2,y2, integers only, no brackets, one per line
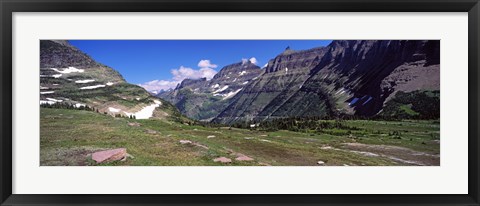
213,61,261,79
265,46,328,73
41,40,102,69
177,77,208,90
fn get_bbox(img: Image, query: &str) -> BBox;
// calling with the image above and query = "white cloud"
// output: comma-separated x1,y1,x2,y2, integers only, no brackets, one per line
138,80,179,93
241,58,248,65
171,66,217,81
139,59,218,93
249,57,258,65
198,59,218,69
242,57,258,65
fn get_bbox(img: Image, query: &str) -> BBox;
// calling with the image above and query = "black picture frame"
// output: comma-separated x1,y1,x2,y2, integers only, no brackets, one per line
1,0,479,205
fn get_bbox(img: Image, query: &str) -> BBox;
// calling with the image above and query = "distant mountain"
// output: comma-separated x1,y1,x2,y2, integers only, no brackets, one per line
162,40,440,124
158,60,262,121
40,40,184,121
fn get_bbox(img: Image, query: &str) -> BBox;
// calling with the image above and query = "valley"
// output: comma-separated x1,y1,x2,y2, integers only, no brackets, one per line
41,108,439,166
39,40,440,166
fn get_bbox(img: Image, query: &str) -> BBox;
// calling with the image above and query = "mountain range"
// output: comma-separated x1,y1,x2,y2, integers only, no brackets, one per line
159,40,440,124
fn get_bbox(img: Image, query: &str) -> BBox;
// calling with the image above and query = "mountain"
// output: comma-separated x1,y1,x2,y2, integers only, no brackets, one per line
160,40,440,124
40,40,184,121
213,46,329,124
158,60,262,121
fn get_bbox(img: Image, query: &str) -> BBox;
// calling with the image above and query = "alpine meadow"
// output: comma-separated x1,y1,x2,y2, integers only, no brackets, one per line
40,40,440,166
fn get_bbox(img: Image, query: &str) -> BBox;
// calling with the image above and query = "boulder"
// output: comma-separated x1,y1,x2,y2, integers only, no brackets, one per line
235,155,254,161
179,140,192,144
92,148,127,164
213,157,232,163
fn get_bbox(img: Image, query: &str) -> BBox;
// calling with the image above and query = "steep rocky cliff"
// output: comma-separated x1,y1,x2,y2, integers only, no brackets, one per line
213,40,439,124
159,40,440,124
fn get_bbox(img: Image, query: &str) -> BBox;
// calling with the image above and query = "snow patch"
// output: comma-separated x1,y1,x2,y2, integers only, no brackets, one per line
136,97,141,101
74,103,85,108
40,91,54,94
212,84,220,89
40,86,49,90
80,85,106,90
52,74,62,78
222,88,242,100
213,85,229,94
106,82,114,86
51,67,85,74
242,81,249,85
75,79,95,83
46,98,63,103
123,100,162,119
109,107,121,113
285,67,288,74
239,71,247,76
40,100,56,105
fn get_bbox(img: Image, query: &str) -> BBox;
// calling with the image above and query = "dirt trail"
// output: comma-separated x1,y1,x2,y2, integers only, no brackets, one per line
340,143,439,166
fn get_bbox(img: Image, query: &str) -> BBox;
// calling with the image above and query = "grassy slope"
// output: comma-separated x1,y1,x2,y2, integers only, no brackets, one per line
41,108,440,166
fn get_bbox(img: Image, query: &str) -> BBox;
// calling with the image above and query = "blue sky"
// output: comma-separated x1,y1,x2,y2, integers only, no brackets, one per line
69,40,332,92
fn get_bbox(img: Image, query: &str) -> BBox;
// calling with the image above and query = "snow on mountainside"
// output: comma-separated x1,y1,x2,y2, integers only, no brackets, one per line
40,40,183,120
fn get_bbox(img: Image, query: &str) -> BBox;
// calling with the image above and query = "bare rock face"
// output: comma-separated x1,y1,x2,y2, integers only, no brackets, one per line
41,40,100,69
92,148,127,164
265,46,327,73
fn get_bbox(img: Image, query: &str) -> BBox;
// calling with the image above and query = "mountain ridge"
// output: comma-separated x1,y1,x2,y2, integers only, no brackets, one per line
159,40,439,124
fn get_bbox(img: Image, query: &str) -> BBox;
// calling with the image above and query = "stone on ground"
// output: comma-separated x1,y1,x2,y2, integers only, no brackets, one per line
317,160,325,165
127,122,141,127
235,154,254,161
145,129,158,134
179,140,192,144
207,135,215,138
213,157,232,163
92,148,127,164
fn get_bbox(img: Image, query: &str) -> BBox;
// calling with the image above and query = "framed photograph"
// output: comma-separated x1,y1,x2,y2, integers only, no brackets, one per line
1,0,479,205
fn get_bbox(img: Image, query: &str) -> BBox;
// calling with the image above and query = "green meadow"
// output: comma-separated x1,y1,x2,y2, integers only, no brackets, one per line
40,108,440,166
